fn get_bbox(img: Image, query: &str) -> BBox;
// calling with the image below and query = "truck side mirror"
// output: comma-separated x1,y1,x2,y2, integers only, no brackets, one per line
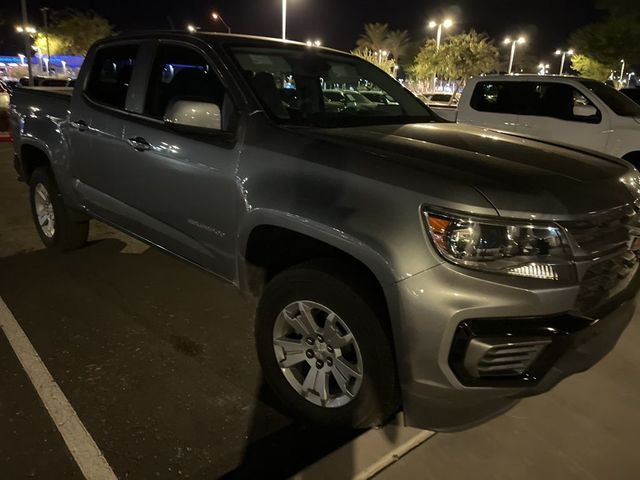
164,100,222,131
573,104,598,118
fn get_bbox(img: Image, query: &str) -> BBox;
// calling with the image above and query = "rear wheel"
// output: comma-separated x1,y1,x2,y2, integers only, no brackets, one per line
29,167,89,251
256,260,399,428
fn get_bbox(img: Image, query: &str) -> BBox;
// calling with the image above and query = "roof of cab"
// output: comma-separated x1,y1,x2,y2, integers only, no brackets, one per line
100,30,349,56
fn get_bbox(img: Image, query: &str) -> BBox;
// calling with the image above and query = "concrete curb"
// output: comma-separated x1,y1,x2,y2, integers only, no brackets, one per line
290,415,435,480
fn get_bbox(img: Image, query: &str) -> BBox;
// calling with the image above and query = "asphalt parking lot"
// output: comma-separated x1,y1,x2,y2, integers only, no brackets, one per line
2,141,640,479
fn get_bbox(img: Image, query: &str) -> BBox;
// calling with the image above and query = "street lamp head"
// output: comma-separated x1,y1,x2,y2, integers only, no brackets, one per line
306,40,313,46
16,26,24,33
517,37,526,44
212,13,219,19
314,40,321,47
187,24,197,33
567,49,574,55
428,20,437,29
504,37,512,45
382,50,388,56
443,18,453,28
555,49,562,55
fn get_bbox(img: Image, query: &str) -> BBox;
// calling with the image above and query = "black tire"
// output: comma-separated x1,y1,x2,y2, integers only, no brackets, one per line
256,259,400,429
29,167,89,251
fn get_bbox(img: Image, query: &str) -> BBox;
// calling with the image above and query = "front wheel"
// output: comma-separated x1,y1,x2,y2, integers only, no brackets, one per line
256,260,399,429
29,167,89,251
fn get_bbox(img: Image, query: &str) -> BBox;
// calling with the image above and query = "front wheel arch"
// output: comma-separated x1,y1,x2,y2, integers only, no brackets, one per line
622,151,640,169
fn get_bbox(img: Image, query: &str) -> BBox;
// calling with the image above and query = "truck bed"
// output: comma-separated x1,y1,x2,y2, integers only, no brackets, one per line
10,86,72,122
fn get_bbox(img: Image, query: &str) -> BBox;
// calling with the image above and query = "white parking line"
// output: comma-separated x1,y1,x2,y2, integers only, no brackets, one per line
0,297,117,480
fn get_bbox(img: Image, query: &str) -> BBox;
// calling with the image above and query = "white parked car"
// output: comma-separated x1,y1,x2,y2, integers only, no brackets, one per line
431,75,640,165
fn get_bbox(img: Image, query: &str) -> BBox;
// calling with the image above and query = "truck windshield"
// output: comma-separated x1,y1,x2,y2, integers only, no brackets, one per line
580,80,640,117
229,46,437,127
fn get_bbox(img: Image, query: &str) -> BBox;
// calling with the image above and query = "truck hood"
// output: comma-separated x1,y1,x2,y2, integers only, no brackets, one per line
303,122,635,218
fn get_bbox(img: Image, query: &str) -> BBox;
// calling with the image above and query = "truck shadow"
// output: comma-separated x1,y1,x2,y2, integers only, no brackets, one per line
0,237,391,479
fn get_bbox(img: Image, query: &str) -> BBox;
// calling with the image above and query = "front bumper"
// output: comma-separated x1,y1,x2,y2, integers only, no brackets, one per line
385,262,638,432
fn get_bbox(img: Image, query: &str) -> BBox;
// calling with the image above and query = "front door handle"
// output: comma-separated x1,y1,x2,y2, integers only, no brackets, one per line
127,136,151,152
70,120,87,131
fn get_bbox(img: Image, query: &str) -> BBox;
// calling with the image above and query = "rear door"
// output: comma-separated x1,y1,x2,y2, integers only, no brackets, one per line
461,81,523,132
516,82,608,152
68,42,143,197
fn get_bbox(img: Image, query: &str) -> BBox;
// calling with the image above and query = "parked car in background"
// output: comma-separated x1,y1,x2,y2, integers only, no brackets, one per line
621,88,640,106
0,81,9,110
419,92,459,107
360,90,399,105
431,75,640,166
324,89,377,110
9,33,640,432
19,76,74,87
0,81,10,131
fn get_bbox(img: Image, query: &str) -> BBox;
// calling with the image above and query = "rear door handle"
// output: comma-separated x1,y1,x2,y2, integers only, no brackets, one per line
70,120,87,131
127,136,151,152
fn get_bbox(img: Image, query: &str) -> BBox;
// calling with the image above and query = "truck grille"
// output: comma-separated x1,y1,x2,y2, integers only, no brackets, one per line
575,251,639,312
561,206,640,312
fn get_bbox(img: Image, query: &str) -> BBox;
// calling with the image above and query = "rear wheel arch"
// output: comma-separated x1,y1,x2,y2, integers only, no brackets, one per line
20,143,51,182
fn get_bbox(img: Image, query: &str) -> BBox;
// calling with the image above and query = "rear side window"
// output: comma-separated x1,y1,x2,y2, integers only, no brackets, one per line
85,44,139,110
471,82,532,114
144,44,225,119
470,82,526,114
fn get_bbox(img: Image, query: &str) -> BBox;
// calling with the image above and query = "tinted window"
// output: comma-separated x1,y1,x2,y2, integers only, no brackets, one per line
470,82,525,114
581,80,640,117
85,45,139,109
144,45,225,119
523,83,601,123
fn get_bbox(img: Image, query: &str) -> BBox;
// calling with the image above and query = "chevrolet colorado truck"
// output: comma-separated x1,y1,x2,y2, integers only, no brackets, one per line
9,32,640,431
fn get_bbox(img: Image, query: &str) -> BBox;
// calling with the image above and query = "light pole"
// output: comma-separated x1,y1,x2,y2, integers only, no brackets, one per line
211,12,231,33
428,18,453,92
428,18,453,50
282,0,287,40
504,37,526,75
17,53,26,65
620,59,626,88
18,0,34,86
555,49,574,75
40,7,51,76
629,72,636,87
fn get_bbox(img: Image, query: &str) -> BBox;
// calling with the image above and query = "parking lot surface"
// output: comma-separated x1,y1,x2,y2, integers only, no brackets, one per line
2,142,640,479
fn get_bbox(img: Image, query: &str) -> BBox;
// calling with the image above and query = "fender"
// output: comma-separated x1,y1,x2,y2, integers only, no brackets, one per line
236,208,399,295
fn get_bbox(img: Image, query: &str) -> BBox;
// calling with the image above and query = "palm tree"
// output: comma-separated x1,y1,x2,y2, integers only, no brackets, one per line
385,29,411,63
356,23,389,53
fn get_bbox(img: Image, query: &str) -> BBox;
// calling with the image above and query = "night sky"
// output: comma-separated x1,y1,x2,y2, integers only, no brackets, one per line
1,0,605,63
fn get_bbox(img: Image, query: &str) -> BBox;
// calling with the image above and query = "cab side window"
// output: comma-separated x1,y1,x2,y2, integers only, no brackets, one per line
85,44,139,110
529,83,601,123
470,82,527,114
144,45,227,121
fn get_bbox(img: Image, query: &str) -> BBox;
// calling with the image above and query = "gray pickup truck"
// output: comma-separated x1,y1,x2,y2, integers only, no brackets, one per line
9,32,640,431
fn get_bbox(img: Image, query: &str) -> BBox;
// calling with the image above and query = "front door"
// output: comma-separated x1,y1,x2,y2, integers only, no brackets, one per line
114,42,240,279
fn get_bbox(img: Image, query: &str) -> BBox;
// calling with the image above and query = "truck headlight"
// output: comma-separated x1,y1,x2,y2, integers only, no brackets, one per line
423,210,571,280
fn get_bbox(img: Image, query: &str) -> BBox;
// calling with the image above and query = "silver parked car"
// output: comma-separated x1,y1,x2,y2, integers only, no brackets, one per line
9,32,640,431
